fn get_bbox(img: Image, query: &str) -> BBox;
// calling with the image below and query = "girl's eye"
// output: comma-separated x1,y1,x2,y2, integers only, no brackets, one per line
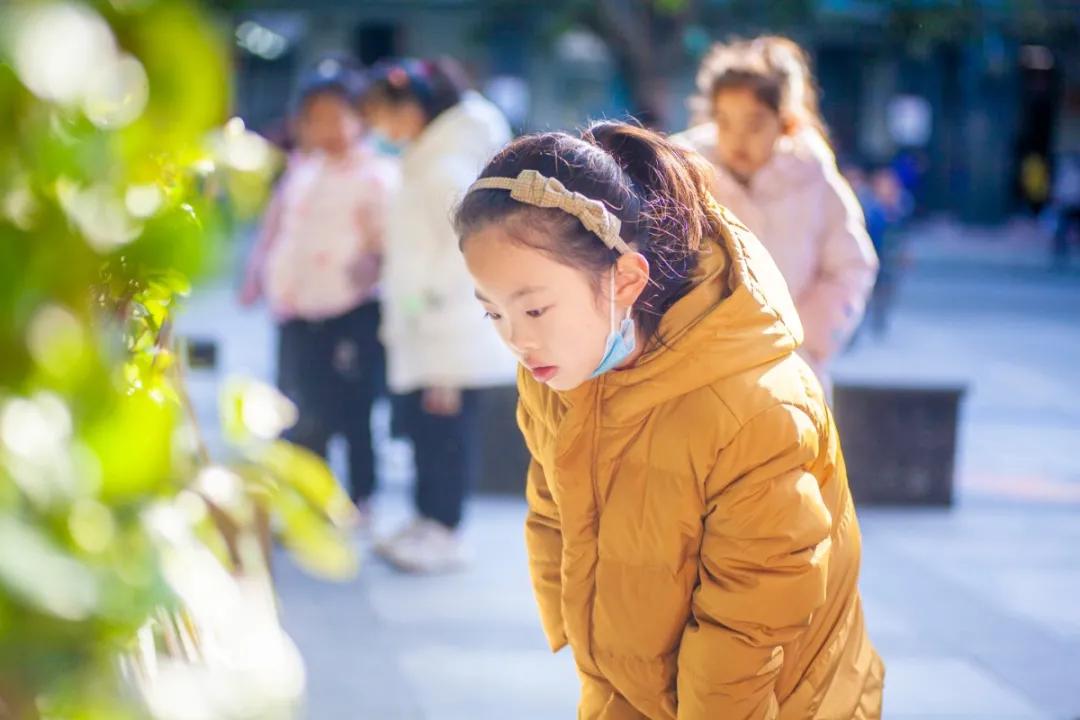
483,311,502,321
525,306,550,319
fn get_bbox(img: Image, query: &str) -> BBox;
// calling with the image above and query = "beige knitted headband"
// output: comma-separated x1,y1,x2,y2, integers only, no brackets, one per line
466,169,632,255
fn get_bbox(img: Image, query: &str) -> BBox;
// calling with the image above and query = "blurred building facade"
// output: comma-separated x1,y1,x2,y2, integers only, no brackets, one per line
227,0,1080,224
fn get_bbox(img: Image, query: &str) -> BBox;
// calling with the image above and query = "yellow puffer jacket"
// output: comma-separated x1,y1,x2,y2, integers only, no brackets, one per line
516,209,885,719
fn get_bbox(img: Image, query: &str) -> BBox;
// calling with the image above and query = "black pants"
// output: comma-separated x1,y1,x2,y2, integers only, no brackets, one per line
277,302,385,503
392,390,479,530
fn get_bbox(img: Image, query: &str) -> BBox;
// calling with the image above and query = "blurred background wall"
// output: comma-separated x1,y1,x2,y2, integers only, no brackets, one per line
223,0,1080,225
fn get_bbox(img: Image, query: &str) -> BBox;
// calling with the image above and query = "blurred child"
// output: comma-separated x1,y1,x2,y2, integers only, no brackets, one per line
869,166,913,332
675,36,878,389
240,60,398,517
360,58,516,573
847,164,911,338
1051,151,1080,268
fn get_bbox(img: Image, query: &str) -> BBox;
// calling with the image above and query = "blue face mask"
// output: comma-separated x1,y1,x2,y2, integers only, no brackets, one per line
590,268,636,379
369,130,404,157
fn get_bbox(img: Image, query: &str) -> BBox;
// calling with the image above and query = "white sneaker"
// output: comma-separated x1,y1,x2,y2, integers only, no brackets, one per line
373,518,425,556
378,518,467,574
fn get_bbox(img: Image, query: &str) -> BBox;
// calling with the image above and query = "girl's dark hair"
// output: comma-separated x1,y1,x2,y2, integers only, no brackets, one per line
693,35,829,143
454,121,729,340
365,57,471,124
295,55,365,114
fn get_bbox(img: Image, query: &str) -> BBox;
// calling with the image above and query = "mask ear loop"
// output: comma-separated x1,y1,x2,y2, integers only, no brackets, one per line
609,266,630,330
610,265,633,329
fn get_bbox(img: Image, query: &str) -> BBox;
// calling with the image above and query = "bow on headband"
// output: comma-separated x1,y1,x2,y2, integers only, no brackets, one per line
466,169,633,255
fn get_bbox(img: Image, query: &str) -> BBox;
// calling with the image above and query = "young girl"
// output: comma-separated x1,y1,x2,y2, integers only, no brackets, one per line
675,36,877,388
362,58,517,572
239,61,396,515
455,123,884,718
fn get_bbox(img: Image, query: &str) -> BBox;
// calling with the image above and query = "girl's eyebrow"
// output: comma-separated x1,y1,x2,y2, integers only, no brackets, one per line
475,286,545,303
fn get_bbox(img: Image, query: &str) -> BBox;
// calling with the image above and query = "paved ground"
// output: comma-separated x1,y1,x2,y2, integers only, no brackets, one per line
178,220,1080,719
271,495,1080,720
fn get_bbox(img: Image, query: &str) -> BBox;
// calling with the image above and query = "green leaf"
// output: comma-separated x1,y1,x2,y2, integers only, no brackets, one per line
219,377,297,443
85,389,176,501
654,0,687,15
260,440,356,528
0,515,99,620
274,488,358,581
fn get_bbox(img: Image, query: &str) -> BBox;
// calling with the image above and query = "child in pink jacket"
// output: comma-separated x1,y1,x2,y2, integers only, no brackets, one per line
240,61,397,515
675,36,878,387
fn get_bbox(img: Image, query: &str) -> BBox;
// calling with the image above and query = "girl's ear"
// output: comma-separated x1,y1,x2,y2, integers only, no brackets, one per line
613,252,650,309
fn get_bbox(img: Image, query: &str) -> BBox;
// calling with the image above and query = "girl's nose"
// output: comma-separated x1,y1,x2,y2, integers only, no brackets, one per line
507,322,538,354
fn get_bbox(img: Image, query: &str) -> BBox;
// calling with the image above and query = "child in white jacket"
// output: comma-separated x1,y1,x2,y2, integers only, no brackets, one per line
362,58,517,573
675,36,878,387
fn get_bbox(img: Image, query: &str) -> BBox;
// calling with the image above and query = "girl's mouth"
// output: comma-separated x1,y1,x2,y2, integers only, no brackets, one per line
529,365,558,383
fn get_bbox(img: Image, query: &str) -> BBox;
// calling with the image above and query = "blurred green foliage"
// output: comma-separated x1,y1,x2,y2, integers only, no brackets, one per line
0,2,356,718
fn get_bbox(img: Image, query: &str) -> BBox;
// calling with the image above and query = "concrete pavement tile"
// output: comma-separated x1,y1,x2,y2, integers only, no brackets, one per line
951,568,1080,641
881,656,1049,719
398,644,578,720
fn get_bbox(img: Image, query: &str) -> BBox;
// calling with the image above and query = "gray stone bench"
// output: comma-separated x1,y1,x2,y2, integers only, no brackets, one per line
474,386,530,496
831,381,967,507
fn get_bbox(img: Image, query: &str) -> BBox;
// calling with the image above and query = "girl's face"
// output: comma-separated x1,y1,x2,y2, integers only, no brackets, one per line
298,92,361,157
712,87,786,182
367,99,427,145
462,222,647,392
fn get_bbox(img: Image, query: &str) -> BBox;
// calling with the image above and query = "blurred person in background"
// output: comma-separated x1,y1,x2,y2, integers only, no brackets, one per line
1051,150,1080,268
456,122,883,719
239,58,398,522
867,165,912,336
842,164,883,244
362,57,515,573
675,36,878,390
890,147,927,215
846,163,912,339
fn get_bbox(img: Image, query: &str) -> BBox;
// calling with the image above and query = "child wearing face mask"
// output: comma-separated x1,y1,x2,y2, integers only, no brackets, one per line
360,58,517,573
454,122,884,719
239,59,398,519
674,36,878,389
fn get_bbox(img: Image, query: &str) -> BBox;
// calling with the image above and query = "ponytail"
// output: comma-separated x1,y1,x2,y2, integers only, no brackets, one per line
455,121,730,340
758,36,827,141
584,122,724,257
